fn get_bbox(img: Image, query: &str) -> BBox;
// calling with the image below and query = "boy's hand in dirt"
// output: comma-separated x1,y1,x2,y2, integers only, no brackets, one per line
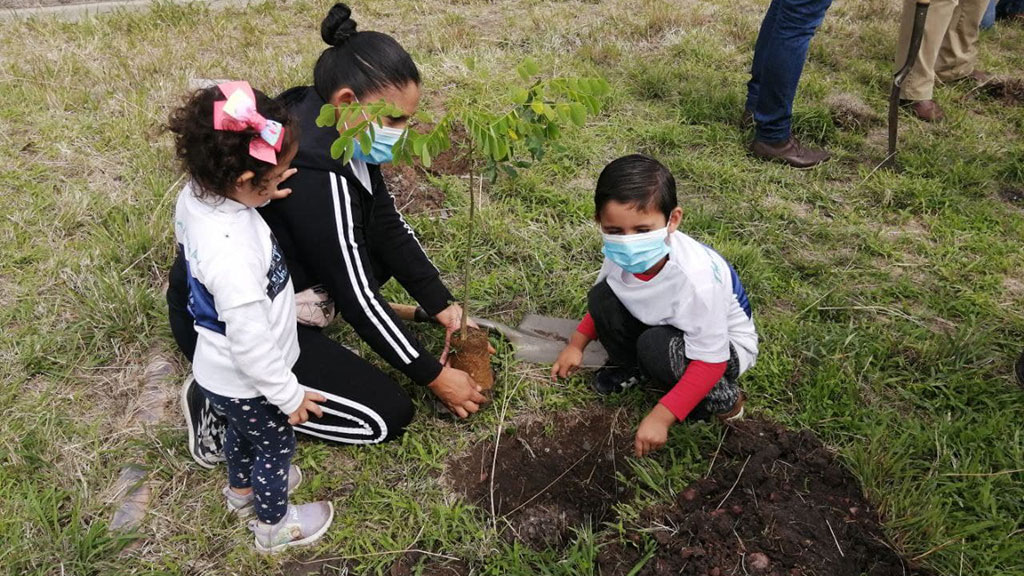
551,330,592,381
634,403,676,457
551,344,584,380
288,390,325,425
429,366,488,419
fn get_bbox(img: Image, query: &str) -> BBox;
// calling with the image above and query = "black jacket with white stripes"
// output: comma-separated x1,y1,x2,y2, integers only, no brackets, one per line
259,86,452,386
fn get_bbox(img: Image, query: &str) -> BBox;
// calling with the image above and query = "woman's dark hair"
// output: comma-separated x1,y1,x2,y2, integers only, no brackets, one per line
314,3,421,102
594,154,677,219
167,86,296,199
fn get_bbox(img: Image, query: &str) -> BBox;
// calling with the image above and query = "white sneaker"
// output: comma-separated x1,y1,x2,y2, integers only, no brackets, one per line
249,501,334,554
224,465,303,517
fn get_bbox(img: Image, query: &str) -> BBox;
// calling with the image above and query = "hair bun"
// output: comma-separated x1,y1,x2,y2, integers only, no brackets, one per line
321,3,358,47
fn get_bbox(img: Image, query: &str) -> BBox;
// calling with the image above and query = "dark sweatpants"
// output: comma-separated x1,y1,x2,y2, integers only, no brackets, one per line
168,250,414,444
588,281,742,420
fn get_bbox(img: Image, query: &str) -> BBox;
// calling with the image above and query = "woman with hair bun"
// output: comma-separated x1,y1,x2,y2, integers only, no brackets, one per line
169,4,487,467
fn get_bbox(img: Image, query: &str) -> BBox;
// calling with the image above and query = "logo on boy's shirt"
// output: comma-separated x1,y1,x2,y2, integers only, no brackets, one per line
266,234,290,301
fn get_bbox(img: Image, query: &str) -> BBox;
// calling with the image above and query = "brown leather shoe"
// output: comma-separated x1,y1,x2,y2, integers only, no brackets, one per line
750,137,831,169
900,99,945,122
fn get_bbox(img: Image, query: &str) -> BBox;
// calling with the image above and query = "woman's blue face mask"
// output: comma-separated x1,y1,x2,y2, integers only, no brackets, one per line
601,227,670,273
351,124,404,165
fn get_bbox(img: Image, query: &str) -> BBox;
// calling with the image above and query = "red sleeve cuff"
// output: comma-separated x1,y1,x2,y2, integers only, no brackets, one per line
576,312,598,340
659,360,728,421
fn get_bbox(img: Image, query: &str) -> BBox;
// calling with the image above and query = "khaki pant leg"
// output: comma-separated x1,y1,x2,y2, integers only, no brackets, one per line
896,0,959,101
935,0,988,81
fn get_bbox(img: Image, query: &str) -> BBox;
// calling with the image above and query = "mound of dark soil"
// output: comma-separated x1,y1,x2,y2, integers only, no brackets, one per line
598,419,931,576
981,76,1024,106
380,124,471,216
382,164,447,215
999,187,1024,206
448,408,634,548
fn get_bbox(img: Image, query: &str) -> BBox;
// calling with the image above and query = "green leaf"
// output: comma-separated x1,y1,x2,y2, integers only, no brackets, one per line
522,56,539,76
530,101,544,115
512,88,529,105
421,146,432,168
330,137,346,159
317,104,337,128
517,64,531,82
569,103,586,126
358,132,373,155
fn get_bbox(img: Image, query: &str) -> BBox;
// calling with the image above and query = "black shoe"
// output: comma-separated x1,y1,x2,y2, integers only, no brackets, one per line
592,365,643,396
180,374,226,469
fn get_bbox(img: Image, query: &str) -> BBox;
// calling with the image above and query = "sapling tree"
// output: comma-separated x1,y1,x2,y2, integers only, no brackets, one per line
318,58,609,389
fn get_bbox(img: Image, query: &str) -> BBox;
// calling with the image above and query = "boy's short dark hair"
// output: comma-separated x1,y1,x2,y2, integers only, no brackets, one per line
594,154,677,219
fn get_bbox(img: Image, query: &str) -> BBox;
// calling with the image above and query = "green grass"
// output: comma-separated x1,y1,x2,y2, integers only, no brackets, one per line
1,0,1022,574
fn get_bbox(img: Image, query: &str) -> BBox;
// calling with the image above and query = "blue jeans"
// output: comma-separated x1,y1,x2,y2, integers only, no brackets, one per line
745,0,834,143
982,0,997,28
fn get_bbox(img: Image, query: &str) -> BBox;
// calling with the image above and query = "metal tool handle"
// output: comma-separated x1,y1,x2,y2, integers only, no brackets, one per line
895,0,931,89
888,0,931,159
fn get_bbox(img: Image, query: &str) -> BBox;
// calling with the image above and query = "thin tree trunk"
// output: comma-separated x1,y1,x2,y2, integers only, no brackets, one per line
460,165,475,339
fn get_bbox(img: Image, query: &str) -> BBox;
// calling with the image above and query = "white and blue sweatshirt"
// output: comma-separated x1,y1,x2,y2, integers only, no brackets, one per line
174,184,304,415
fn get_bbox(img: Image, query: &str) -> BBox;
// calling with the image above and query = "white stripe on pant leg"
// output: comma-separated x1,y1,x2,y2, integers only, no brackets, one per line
294,387,389,444
337,175,420,359
329,173,412,364
301,405,373,435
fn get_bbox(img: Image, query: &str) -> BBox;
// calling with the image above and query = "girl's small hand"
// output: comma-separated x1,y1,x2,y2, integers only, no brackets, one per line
551,345,584,381
264,167,299,201
288,390,325,425
634,404,676,457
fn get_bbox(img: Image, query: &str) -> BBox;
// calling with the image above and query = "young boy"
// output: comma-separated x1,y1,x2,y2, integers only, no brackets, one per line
552,155,758,457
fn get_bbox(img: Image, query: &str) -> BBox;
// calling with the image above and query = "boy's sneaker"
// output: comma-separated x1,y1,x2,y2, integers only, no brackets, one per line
224,465,304,517
592,365,644,396
249,501,335,554
716,392,746,422
180,374,226,469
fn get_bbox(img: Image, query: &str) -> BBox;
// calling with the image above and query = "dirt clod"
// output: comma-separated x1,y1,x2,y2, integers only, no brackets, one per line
981,76,1024,105
598,419,933,576
447,408,633,548
448,327,494,392
826,92,879,130
748,552,771,572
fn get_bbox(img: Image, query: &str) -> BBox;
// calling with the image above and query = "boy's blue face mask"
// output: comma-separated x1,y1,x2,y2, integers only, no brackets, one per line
351,124,404,165
601,227,671,273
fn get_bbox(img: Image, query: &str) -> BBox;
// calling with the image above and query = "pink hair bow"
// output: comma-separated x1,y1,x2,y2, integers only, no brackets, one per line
212,81,285,165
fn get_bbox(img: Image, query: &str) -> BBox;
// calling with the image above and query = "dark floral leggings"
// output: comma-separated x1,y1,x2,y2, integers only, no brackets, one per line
200,387,295,524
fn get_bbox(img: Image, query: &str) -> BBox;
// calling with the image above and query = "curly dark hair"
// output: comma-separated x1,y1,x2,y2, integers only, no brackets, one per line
167,86,297,199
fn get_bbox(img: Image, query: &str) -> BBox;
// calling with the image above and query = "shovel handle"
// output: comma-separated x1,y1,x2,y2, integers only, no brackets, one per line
389,303,434,323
